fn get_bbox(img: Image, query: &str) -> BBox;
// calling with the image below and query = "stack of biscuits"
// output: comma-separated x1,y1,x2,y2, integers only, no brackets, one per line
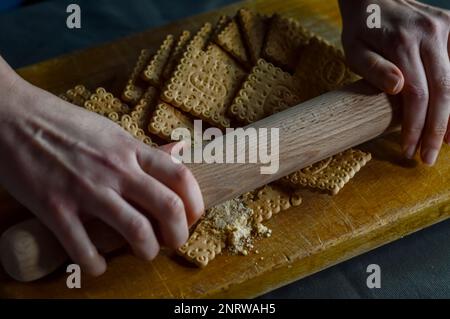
60,9,371,267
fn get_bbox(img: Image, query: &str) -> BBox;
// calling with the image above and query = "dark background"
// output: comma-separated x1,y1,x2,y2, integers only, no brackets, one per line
0,0,449,298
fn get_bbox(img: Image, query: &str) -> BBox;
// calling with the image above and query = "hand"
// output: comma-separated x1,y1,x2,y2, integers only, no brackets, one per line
0,61,204,276
339,0,450,165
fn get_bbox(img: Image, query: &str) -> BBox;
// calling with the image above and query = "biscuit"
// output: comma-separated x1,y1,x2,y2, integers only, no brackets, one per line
229,59,307,124
108,112,156,147
148,102,194,142
214,18,250,67
294,37,358,98
162,43,246,129
186,22,213,53
244,184,297,223
84,88,129,115
263,14,310,72
61,85,92,107
177,224,225,268
130,86,159,130
282,149,372,195
178,198,253,267
178,185,301,267
237,8,270,65
162,31,192,81
142,35,175,87
122,49,152,105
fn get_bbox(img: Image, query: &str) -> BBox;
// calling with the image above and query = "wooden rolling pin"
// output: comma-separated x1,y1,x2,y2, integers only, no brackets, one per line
0,80,400,282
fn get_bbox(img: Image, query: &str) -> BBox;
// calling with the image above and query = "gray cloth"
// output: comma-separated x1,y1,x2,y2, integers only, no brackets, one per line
0,0,449,299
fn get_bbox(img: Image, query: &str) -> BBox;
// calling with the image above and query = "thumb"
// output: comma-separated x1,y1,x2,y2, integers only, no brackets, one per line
345,43,404,95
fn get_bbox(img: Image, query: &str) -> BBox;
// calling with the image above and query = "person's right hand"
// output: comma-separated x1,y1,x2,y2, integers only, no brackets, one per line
0,68,204,276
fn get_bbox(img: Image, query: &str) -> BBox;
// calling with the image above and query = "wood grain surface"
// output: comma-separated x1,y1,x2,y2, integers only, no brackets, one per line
0,0,449,298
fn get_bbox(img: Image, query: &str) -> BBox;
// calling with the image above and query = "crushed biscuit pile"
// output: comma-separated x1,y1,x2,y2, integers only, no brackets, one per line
59,9,371,267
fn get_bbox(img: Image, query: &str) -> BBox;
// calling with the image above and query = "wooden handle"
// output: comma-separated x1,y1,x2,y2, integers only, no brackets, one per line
0,80,399,282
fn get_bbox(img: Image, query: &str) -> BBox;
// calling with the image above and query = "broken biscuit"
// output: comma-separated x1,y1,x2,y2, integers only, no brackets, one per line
244,184,297,223
263,14,310,72
282,149,372,195
214,18,250,67
229,59,307,124
237,8,270,65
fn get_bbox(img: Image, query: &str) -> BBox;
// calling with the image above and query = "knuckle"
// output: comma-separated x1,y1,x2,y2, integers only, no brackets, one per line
173,164,192,184
403,125,424,138
127,215,151,242
428,123,448,138
416,16,440,34
388,29,411,47
434,76,450,96
403,83,428,101
163,195,185,219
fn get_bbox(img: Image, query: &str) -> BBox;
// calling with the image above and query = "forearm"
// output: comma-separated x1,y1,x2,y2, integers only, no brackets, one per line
0,55,24,120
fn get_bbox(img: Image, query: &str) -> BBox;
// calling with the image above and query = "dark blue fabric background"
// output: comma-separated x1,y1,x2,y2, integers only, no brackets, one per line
0,0,449,298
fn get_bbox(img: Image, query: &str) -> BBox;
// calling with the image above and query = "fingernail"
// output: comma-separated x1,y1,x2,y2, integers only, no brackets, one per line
387,73,401,94
403,145,416,159
422,149,439,166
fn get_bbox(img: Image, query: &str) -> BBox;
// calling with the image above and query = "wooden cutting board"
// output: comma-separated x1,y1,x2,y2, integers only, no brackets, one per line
0,0,449,298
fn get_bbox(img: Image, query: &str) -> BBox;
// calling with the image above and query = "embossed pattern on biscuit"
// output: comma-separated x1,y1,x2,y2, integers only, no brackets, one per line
162,43,246,129
142,35,175,88
61,85,92,107
178,225,225,268
282,149,372,195
237,8,270,65
121,49,152,105
214,18,250,67
294,37,359,98
263,14,310,72
130,86,159,130
84,88,129,115
148,102,194,142
230,59,306,124
162,31,192,81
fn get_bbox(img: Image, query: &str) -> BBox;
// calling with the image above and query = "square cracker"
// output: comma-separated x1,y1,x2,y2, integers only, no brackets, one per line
237,8,270,65
214,18,250,67
121,49,152,105
282,149,372,195
263,14,310,72
148,102,194,142
229,59,308,124
161,43,246,129
142,35,175,88
294,37,358,98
